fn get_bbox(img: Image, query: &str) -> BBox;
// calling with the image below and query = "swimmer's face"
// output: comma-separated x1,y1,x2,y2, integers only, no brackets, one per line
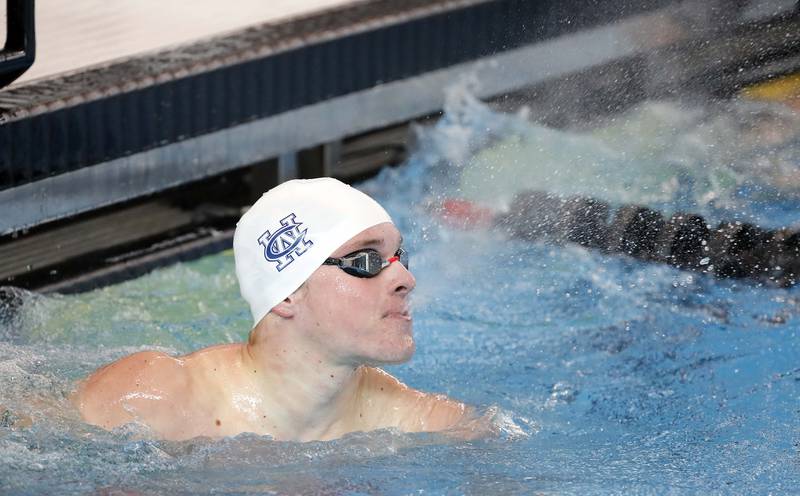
297,222,416,365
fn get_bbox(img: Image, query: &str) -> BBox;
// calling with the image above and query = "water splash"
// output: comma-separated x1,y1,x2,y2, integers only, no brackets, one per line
377,87,800,228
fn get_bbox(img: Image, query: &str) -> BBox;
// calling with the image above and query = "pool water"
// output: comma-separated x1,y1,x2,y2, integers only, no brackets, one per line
1,88,799,494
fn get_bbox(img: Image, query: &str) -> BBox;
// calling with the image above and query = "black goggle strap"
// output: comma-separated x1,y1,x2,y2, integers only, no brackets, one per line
389,247,409,269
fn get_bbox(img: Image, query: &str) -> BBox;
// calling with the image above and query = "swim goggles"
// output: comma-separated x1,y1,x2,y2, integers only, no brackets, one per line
323,248,409,278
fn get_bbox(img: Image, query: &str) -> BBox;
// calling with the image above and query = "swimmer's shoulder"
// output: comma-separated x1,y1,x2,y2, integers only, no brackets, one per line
76,350,188,430
79,350,185,393
356,367,469,432
77,345,248,438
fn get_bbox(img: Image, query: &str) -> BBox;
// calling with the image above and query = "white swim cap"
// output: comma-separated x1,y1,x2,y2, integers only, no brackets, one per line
234,177,392,325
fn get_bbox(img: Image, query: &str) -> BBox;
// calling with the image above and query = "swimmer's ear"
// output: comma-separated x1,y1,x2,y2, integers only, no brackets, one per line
270,297,296,318
270,282,306,318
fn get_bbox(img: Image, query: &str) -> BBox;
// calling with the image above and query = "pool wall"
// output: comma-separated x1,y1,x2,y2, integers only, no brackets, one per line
1,0,799,292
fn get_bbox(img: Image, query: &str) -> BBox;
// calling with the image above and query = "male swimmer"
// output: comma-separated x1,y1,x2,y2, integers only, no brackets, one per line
76,178,478,441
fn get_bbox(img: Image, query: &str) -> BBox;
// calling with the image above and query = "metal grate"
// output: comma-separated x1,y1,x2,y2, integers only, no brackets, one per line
0,0,672,193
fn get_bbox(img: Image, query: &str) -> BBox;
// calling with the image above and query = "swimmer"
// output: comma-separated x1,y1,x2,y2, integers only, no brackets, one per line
75,178,483,441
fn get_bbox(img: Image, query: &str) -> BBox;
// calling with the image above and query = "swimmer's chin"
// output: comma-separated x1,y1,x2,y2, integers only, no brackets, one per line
382,313,414,337
363,338,415,366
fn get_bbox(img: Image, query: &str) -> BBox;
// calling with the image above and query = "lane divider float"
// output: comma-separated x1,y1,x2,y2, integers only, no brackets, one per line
438,190,800,287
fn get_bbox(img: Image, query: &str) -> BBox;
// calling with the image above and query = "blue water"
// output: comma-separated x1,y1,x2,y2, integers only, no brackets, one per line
1,92,799,494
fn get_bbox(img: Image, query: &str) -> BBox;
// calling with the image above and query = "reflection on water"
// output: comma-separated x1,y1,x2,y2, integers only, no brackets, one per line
2,88,800,493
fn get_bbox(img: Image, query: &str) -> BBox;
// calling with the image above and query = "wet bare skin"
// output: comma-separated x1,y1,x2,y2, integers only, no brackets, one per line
75,347,468,441
75,224,476,441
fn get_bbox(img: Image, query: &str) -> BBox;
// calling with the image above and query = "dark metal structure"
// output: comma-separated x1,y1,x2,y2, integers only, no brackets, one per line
0,0,35,88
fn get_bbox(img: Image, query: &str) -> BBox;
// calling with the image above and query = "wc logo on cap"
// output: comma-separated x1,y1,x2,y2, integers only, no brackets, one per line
257,213,314,272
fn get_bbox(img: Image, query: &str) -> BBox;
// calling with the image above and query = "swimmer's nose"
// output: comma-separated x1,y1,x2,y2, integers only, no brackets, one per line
389,260,415,295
